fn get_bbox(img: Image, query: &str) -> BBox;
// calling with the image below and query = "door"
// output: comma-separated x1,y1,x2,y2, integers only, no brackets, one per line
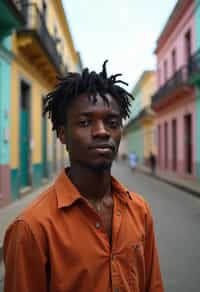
184,114,192,174
19,81,30,188
164,122,168,169
172,119,177,171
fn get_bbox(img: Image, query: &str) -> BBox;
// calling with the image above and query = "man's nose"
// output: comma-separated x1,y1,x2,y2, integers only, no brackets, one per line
92,121,110,138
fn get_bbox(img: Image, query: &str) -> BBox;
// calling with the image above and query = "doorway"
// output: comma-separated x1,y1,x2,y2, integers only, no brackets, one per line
19,80,31,188
172,119,177,171
184,114,192,174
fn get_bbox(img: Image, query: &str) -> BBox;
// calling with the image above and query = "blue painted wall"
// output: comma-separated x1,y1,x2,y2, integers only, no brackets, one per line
0,46,11,165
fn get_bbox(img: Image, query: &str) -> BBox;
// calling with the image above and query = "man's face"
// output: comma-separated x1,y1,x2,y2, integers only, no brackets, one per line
61,93,122,171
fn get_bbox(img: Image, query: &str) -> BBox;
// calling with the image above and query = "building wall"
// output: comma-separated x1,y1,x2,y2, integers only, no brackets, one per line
9,0,78,200
125,71,156,164
129,88,142,120
140,73,156,107
156,91,196,177
195,0,200,178
142,120,156,161
10,52,52,197
157,1,196,86
127,125,144,164
0,50,11,205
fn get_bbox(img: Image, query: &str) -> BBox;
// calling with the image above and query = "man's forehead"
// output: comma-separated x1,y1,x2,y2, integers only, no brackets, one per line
72,93,120,111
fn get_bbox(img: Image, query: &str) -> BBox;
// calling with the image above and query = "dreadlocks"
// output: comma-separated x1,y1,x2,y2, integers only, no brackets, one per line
43,60,134,133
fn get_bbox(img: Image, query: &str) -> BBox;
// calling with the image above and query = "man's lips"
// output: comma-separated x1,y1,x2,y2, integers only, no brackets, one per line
89,144,115,154
89,144,115,150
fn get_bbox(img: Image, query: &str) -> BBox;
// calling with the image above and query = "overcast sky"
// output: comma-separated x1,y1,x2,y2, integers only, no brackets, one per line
63,0,177,90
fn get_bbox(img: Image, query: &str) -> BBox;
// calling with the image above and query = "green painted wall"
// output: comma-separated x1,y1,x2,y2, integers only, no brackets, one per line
127,124,144,164
11,168,20,200
0,44,11,165
32,163,43,188
129,89,142,120
196,0,200,50
11,161,53,200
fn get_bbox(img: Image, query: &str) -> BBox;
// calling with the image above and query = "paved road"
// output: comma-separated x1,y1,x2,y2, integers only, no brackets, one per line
112,163,200,292
1,163,200,291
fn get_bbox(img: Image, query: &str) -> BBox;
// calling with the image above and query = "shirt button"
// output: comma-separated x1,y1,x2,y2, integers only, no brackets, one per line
95,222,101,229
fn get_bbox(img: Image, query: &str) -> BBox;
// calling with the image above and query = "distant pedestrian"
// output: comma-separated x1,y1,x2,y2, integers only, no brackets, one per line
129,151,137,171
3,61,163,292
149,152,156,175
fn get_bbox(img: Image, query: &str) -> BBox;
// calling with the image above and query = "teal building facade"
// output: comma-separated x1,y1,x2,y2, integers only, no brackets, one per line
0,1,24,206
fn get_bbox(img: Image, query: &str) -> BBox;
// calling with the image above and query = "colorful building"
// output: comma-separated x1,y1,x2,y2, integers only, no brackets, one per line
121,71,156,164
0,0,80,207
0,1,24,206
191,0,200,177
152,0,200,179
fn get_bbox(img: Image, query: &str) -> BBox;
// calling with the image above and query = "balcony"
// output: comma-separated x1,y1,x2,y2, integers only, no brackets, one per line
16,3,64,81
0,0,24,38
152,64,193,109
188,49,200,85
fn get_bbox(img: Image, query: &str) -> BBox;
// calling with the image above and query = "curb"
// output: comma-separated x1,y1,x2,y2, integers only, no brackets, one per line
138,168,200,199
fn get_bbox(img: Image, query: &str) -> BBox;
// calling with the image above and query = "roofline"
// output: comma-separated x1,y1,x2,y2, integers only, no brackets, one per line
131,70,155,94
154,0,193,54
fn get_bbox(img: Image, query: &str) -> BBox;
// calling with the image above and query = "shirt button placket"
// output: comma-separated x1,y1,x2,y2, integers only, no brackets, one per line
95,222,101,229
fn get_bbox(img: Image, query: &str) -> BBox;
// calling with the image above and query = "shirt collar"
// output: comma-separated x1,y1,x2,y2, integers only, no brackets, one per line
54,169,131,209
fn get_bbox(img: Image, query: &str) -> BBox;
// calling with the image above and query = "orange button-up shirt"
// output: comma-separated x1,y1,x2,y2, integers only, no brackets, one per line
3,170,164,292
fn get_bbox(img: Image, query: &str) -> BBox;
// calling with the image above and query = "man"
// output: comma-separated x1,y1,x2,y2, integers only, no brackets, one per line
3,61,164,291
149,152,157,176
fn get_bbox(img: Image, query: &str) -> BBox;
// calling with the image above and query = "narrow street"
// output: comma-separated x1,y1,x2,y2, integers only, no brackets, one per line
112,162,200,292
1,163,200,291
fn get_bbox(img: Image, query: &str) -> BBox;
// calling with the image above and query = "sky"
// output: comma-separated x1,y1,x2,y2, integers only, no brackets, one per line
63,0,177,90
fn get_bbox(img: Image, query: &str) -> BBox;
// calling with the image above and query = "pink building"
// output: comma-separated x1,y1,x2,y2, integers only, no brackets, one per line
152,0,198,178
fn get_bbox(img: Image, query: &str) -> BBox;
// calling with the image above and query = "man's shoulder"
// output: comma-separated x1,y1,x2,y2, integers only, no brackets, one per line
127,190,152,218
15,184,57,226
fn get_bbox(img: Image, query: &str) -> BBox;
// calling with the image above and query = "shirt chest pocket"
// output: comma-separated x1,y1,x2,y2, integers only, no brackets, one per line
127,241,146,292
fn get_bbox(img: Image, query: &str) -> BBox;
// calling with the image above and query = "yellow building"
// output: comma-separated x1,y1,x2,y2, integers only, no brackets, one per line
139,71,156,161
10,0,79,199
122,71,156,164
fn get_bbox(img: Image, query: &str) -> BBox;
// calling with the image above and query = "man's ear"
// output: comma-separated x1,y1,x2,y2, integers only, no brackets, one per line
58,126,66,145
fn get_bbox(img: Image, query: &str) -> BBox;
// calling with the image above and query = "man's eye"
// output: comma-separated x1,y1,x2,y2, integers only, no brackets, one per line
107,119,120,128
78,120,90,127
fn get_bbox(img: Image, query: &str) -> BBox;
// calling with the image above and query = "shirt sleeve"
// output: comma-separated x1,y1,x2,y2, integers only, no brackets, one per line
144,203,164,292
3,219,48,292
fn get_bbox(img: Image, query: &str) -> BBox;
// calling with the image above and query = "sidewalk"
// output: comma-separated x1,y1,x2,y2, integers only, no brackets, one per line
138,165,200,198
0,179,55,264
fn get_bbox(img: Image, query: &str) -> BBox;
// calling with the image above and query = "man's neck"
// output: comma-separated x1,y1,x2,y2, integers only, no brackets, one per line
67,164,112,202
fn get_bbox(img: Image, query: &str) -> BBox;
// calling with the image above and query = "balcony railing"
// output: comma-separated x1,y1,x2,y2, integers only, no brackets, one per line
17,2,62,74
152,65,190,105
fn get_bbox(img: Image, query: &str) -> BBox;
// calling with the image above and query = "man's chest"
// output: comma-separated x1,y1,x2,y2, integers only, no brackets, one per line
44,203,146,292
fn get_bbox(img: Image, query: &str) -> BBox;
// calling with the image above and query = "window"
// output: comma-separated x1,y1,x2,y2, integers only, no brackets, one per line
164,60,168,82
172,49,177,74
185,29,191,62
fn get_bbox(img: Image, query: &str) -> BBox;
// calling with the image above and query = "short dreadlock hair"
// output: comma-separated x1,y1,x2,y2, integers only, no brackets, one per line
43,60,134,134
